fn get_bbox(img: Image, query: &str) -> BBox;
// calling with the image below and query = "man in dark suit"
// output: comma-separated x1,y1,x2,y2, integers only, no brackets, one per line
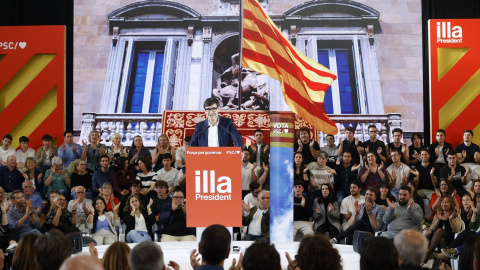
189,98,244,148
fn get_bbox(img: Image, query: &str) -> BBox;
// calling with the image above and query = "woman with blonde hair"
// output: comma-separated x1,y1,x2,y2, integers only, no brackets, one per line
22,157,44,197
103,241,131,270
11,234,39,270
106,132,128,171
81,130,106,172
152,134,175,172
70,159,93,200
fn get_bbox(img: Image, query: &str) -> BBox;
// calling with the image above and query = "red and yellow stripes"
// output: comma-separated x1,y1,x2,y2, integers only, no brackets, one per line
242,0,338,134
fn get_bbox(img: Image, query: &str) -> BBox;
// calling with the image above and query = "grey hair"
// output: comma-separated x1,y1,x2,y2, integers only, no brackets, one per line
52,156,63,165
110,133,121,140
102,182,112,189
394,229,428,266
129,241,164,270
75,186,85,192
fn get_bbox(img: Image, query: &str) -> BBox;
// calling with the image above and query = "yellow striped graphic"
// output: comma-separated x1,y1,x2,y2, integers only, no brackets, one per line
439,68,480,129
9,86,58,149
437,48,469,80
0,54,55,112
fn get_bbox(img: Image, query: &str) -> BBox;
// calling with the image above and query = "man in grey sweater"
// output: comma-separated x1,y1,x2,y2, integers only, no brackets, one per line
381,185,423,238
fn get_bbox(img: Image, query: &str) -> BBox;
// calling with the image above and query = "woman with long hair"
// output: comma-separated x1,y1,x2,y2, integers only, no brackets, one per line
128,135,152,172
106,132,128,171
423,195,463,262
21,157,43,197
136,157,158,199
86,196,120,245
102,241,131,270
293,151,309,190
375,182,396,210
70,159,93,200
152,134,175,172
113,157,135,198
313,184,341,239
11,234,39,270
468,179,480,206
429,179,461,220
409,133,424,165
358,152,388,190
81,130,106,172
123,195,154,243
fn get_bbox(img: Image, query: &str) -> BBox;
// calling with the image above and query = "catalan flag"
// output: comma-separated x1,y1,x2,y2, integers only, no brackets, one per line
242,0,338,134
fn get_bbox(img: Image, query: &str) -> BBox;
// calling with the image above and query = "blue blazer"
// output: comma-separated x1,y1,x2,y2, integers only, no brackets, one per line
189,116,244,149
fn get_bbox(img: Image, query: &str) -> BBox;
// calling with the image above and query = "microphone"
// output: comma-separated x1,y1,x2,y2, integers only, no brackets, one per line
190,125,210,146
219,124,240,147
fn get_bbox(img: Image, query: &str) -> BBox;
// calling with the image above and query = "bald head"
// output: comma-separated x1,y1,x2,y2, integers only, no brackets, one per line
394,229,428,266
60,255,103,270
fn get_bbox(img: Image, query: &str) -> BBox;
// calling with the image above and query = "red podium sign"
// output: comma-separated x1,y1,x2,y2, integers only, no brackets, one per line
186,147,242,227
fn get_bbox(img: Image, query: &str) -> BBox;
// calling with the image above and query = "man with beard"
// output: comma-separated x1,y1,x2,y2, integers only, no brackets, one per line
294,127,320,166
340,181,365,231
381,185,423,238
331,187,384,245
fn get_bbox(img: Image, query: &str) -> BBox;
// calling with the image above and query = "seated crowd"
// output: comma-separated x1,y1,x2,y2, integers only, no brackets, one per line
0,125,480,268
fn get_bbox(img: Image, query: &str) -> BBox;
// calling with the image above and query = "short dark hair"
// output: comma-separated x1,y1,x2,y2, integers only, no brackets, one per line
162,153,173,160
294,180,304,187
19,136,29,143
399,185,412,194
11,190,23,200
345,126,355,133
63,130,73,137
254,129,264,135
390,148,402,156
129,179,142,187
360,237,398,270
42,134,53,141
366,187,378,197
298,127,309,136
411,133,423,142
367,124,377,130
465,129,474,136
420,147,430,155
392,128,403,135
296,234,342,270
249,181,260,192
447,151,456,157
3,134,12,141
204,97,220,108
34,229,73,270
129,241,164,270
199,224,231,265
100,154,110,161
350,181,361,189
155,180,169,189
326,134,334,140
436,129,446,136
243,239,281,270
184,136,192,143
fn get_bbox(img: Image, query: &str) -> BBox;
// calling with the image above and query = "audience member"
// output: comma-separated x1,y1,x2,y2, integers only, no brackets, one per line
35,134,57,175
286,234,342,270
15,136,35,170
7,190,42,241
156,153,184,195
440,151,468,196
175,136,190,174
375,182,396,210
340,181,365,231
360,237,398,270
358,151,388,191
67,186,93,233
294,127,320,166
306,151,334,199
127,135,152,171
92,155,114,194
42,189,60,216
59,254,103,270
22,157,43,197
44,156,70,199
22,180,42,215
313,183,340,239
0,189,13,252
130,241,179,270
293,152,309,191
337,126,364,166
101,241,131,270
409,133,424,166
455,129,480,180
113,156,135,198
151,180,172,224
87,196,120,245
406,179,425,216
241,149,258,199
123,195,154,243
243,239,280,270
106,132,128,171
11,234,39,270
45,195,79,234
152,134,175,172
428,129,453,169
456,234,480,270
243,181,261,209
119,180,149,220
321,134,339,168
100,182,119,212
242,190,270,240
0,134,15,165
362,125,387,164
332,187,384,245
57,130,82,169
136,157,158,199
411,148,438,200
394,229,429,270
335,151,360,203
382,185,423,238
34,229,73,270
293,180,313,239
159,189,196,241
248,129,270,177
69,159,93,200
387,128,409,165
81,130,106,172
190,224,236,270
429,179,460,220
0,155,23,193
387,148,411,199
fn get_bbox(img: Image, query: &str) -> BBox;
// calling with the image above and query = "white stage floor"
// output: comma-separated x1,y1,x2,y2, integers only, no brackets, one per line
81,241,360,270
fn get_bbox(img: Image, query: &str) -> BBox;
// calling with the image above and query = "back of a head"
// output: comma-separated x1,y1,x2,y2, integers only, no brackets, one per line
12,234,39,270
102,241,131,270
34,229,73,270
60,255,103,270
394,229,428,266
296,234,342,270
360,237,398,270
199,224,231,265
243,239,281,270
129,241,164,270
459,234,480,270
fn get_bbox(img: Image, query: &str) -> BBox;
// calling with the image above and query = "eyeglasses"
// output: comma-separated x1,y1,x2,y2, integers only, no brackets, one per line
204,107,218,112
76,191,85,194
173,196,184,199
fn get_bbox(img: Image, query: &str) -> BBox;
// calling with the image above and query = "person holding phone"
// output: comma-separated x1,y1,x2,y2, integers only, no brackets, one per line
45,156,71,200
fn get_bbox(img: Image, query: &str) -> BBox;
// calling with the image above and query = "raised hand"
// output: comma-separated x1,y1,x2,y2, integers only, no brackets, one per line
462,150,467,159
327,168,336,175
391,171,397,181
386,198,396,209
88,204,95,214
61,144,67,151
252,162,257,170
377,147,382,155
365,201,372,212
286,252,297,270
301,196,305,207
155,213,160,222
355,137,359,146
229,252,243,270
401,144,406,155
190,249,201,270
147,198,153,209
264,145,269,153
250,144,257,154
354,200,361,212
351,164,361,171
435,146,440,156
171,200,178,211
365,146,370,154
430,167,435,175
113,203,120,214
1,200,11,213
407,198,414,210
168,261,180,270
328,203,333,212
309,140,314,148
435,188,441,198
89,242,98,259
72,199,79,211
316,207,321,214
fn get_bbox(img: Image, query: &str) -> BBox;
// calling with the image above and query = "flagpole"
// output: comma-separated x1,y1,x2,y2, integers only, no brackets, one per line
238,0,244,110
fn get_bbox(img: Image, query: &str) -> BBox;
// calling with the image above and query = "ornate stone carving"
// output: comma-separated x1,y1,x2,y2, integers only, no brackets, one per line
203,27,212,42
187,25,194,46
112,27,119,46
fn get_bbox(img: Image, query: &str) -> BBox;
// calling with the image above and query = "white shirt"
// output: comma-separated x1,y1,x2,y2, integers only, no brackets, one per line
16,148,36,164
134,213,148,232
387,162,411,189
340,195,365,230
248,208,267,236
241,162,255,190
244,193,259,208
175,146,186,165
208,121,219,147
0,147,15,163
157,167,182,188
